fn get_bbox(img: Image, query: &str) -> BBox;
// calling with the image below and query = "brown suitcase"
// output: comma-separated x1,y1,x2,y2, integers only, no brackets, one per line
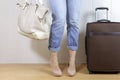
86,7,120,74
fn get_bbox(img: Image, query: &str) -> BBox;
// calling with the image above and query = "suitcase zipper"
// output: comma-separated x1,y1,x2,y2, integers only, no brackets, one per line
88,32,120,37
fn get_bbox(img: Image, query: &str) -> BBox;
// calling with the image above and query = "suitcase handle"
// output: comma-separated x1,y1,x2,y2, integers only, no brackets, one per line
95,7,109,11
95,7,110,22
97,19,111,23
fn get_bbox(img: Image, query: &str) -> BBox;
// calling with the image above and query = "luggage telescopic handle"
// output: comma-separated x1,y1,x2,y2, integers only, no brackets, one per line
97,19,111,23
95,7,110,22
95,7,109,11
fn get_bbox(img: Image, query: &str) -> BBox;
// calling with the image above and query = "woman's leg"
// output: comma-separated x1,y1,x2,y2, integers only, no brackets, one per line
66,0,81,76
49,0,66,76
50,51,62,76
68,50,76,76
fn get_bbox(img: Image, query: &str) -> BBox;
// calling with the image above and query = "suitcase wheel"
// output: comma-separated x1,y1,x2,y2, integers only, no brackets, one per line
89,71,94,74
89,71,119,74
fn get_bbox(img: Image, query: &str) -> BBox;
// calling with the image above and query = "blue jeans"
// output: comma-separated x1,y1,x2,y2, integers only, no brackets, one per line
48,0,81,52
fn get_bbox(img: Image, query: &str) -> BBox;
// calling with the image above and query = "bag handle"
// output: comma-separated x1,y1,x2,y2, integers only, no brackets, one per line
95,7,109,11
95,7,110,22
97,19,111,23
17,0,44,9
25,0,43,5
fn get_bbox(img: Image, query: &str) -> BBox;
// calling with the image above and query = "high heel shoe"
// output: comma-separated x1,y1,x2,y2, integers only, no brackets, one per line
50,64,62,77
67,64,76,77
52,69,62,77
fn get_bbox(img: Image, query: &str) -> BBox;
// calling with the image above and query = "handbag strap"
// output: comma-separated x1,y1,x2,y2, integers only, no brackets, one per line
25,0,43,5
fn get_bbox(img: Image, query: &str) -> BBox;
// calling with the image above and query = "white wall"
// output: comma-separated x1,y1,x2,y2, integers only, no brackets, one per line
0,0,120,64
111,0,120,22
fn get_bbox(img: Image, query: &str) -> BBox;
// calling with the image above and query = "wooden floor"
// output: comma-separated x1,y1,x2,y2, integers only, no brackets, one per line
0,64,120,80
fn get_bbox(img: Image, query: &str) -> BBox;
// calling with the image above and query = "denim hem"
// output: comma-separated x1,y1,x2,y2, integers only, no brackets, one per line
48,47,60,52
67,46,78,51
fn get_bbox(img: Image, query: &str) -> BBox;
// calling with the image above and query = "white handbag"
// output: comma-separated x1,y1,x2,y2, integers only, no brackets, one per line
17,0,50,40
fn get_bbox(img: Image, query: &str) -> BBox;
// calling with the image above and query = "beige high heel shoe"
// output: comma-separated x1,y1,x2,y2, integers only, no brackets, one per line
67,64,76,77
52,69,62,77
